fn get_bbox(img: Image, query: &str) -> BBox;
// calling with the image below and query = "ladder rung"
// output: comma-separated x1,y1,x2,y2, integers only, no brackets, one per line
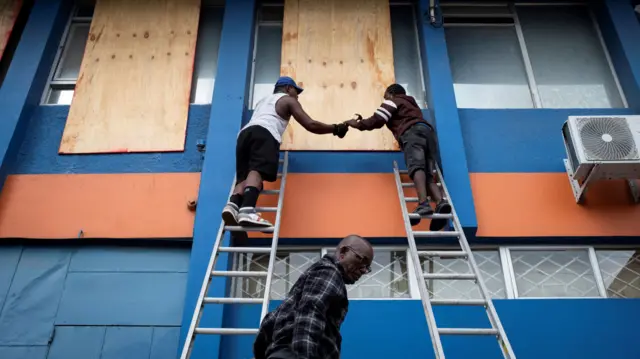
224,226,274,233
423,273,476,280
211,270,268,277
413,231,460,238
418,250,468,258
438,328,498,336
408,213,453,220
262,189,280,195
430,299,486,306
255,207,277,212
195,328,258,335
277,173,282,178
279,159,284,164
204,297,262,304
218,247,271,253
402,183,413,188
405,197,419,202
399,170,408,174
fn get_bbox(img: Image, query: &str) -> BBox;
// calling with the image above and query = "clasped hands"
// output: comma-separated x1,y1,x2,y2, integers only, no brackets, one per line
332,114,363,139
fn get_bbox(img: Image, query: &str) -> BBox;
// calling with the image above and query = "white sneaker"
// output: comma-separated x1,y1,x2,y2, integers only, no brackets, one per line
221,203,239,225
238,208,273,228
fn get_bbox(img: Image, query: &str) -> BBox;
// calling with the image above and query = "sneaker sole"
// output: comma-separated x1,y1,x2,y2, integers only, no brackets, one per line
238,218,273,228
221,210,238,226
429,203,452,231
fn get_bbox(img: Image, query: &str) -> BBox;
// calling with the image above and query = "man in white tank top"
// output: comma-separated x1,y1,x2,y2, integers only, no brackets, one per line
222,76,349,228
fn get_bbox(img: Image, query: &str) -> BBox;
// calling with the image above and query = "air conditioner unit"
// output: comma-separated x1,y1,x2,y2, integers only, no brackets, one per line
561,115,640,204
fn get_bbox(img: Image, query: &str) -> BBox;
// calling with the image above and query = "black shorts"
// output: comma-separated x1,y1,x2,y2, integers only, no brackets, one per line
399,123,440,181
236,125,280,183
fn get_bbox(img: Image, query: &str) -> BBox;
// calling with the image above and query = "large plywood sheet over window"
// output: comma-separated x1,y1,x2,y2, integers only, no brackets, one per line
0,0,22,61
60,0,200,154
280,0,398,151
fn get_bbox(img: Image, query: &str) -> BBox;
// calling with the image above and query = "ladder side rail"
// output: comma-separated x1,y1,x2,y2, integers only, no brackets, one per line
434,164,517,359
393,161,446,359
180,178,238,359
259,151,290,323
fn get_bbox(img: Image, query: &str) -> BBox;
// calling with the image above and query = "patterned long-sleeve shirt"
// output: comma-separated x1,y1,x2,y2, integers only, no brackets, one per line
354,94,433,140
253,255,349,359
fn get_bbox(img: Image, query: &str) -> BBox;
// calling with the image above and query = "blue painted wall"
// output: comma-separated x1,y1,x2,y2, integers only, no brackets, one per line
0,0,72,192
219,299,640,359
11,105,210,174
0,245,190,359
460,108,636,173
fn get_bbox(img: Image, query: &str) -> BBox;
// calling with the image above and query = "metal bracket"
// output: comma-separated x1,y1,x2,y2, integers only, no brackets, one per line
564,159,596,204
564,159,640,204
196,139,206,152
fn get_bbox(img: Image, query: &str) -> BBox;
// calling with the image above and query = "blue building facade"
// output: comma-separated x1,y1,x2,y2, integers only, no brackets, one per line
1,0,640,358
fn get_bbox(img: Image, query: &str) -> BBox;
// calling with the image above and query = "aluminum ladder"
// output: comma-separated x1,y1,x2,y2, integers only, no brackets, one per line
392,160,516,359
179,151,289,359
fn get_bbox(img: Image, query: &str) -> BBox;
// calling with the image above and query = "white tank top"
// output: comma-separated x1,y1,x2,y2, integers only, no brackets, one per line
241,93,289,143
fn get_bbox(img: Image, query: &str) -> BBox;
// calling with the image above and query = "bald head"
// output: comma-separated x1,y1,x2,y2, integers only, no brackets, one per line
336,235,372,254
335,235,374,284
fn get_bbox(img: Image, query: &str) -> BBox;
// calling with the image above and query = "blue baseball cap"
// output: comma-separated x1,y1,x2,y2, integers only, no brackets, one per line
275,76,304,94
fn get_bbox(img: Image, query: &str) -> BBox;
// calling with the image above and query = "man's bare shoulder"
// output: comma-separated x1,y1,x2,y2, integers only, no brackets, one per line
275,95,297,118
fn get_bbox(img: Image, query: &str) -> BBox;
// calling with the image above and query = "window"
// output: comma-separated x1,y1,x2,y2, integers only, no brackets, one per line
442,3,626,109
421,250,506,300
231,247,503,300
42,4,224,105
596,249,640,298
506,248,601,298
248,1,427,109
230,245,640,300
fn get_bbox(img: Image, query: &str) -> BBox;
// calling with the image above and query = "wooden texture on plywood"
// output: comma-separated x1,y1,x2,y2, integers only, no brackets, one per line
280,0,398,151
60,0,200,154
0,0,22,62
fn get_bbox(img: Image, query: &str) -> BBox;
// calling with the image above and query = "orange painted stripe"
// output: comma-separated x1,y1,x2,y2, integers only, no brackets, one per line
0,173,199,239
3,172,637,240
472,173,640,237
252,173,429,239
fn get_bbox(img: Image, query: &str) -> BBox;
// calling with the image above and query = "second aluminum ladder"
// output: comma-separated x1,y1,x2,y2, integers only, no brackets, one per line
179,151,290,359
392,160,517,359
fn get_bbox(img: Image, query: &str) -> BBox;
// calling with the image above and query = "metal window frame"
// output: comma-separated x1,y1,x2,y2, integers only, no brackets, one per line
504,246,607,299
443,2,627,109
230,243,640,300
41,6,91,105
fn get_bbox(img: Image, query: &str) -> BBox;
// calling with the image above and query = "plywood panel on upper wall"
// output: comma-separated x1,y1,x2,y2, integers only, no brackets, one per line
280,0,398,151
0,0,22,62
60,0,200,154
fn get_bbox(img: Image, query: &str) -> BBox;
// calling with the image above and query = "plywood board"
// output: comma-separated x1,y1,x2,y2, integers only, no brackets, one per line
60,0,200,154
0,0,22,62
280,0,398,151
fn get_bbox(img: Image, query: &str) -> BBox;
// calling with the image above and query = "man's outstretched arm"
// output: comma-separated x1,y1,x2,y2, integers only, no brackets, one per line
282,97,348,137
345,99,397,131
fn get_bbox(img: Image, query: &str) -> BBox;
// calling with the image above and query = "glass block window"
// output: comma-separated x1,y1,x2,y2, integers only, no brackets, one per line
508,249,600,298
596,249,640,298
420,250,506,300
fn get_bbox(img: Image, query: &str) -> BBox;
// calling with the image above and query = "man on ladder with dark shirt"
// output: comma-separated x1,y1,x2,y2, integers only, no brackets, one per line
222,76,349,228
344,83,452,231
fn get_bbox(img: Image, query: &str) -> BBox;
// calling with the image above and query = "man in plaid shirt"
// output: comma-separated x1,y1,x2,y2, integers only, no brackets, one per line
253,235,374,359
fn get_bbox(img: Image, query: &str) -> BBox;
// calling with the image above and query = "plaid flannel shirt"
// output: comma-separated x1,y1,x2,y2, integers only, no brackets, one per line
253,255,349,359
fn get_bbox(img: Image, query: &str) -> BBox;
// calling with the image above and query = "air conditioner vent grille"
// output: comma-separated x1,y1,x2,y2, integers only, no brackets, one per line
577,117,639,161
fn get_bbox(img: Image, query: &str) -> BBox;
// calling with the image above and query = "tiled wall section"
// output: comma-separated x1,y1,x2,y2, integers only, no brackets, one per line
0,245,190,358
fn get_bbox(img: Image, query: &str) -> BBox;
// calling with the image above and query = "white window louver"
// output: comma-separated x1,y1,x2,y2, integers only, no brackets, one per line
577,117,640,161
